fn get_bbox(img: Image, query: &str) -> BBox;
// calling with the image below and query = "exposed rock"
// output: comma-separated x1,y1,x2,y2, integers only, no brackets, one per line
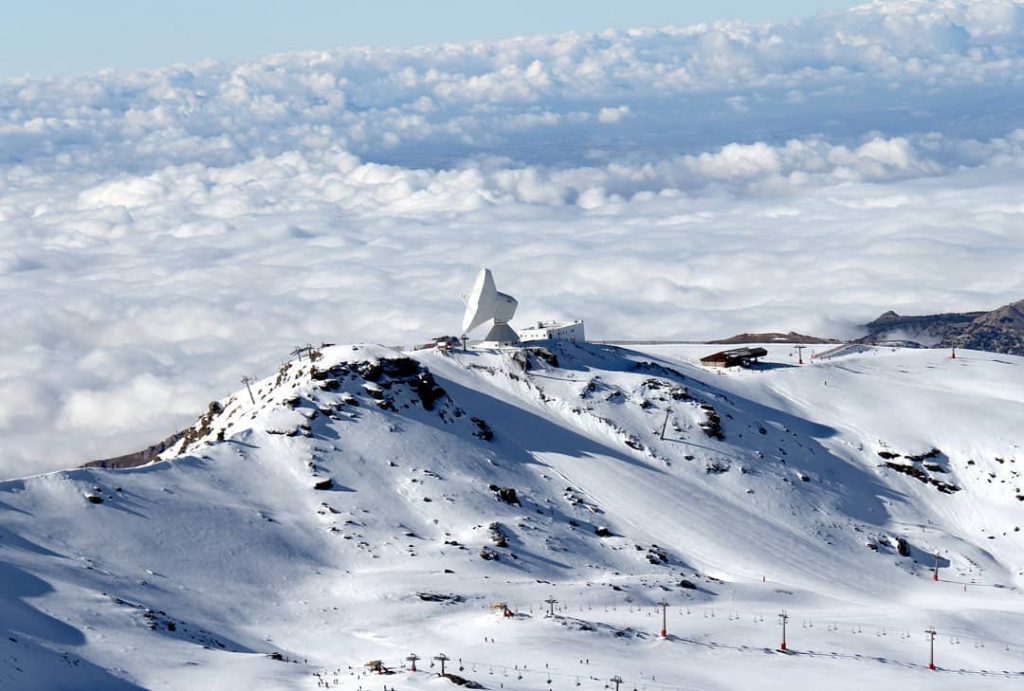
380,357,420,378
529,347,559,368
409,371,446,410
883,461,959,494
860,298,1024,355
361,383,385,400
488,485,520,506
488,522,510,548
860,309,982,346
442,673,484,688
470,417,493,441
416,592,464,604
645,544,669,564
896,537,911,557
623,436,644,451
357,361,383,381
710,332,839,345
698,405,724,440
83,429,187,470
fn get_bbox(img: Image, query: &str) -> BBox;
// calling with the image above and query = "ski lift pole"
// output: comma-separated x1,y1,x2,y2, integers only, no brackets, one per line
926,628,937,670
240,376,256,404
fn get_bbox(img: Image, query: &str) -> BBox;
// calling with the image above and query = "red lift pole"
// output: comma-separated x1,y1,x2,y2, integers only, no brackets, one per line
933,553,941,582
926,628,937,670
778,611,789,651
658,599,669,638
795,346,806,365
406,654,419,672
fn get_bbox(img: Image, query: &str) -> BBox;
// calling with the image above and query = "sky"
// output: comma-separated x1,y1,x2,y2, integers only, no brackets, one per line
2,0,859,78
2,0,1024,477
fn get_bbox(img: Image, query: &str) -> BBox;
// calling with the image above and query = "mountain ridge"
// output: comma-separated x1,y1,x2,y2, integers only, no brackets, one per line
3,340,1023,689
860,298,1024,354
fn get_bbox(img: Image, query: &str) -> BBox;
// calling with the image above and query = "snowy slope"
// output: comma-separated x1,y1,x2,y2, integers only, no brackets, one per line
1,341,1023,690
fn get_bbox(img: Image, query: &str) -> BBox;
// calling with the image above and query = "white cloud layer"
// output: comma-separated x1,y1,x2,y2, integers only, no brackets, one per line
2,0,1024,477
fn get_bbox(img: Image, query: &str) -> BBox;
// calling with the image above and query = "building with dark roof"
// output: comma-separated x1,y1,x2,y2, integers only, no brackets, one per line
700,347,768,368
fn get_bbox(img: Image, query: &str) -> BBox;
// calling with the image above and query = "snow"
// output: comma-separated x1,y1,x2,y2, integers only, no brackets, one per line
2,340,1022,689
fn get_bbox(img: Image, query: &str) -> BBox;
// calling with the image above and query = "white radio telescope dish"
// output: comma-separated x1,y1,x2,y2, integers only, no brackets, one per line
461,268,520,344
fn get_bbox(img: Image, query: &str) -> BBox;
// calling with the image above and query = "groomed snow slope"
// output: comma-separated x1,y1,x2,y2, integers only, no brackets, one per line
1,342,1022,690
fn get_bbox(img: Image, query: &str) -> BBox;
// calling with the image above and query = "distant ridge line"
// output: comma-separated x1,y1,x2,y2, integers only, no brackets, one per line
591,340,706,345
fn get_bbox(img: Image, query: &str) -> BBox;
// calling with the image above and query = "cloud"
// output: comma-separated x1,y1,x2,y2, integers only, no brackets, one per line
596,105,630,124
1,1,1024,478
60,374,206,433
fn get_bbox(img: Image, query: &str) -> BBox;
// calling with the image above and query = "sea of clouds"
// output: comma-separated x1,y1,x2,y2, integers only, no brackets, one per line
2,0,1024,477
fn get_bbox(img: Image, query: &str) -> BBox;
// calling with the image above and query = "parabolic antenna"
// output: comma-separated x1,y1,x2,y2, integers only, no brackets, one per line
461,268,520,344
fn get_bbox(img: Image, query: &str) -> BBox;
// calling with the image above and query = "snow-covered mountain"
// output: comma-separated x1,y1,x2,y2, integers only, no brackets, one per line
2,341,1023,690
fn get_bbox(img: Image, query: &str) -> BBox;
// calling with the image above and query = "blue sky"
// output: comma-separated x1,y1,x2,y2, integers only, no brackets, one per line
3,0,859,78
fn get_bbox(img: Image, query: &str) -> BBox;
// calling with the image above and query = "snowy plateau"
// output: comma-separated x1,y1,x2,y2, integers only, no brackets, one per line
2,340,1023,690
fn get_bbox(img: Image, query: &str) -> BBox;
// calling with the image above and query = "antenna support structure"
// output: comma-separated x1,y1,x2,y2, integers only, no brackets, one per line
461,268,520,346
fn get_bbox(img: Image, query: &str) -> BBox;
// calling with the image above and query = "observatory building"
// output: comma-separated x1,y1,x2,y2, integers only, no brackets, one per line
518,320,585,343
460,268,584,347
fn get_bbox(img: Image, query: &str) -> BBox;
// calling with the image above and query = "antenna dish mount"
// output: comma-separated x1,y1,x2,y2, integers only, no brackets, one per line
461,268,520,344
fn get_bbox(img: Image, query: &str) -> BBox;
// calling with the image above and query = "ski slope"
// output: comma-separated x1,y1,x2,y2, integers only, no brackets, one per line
1,341,1022,690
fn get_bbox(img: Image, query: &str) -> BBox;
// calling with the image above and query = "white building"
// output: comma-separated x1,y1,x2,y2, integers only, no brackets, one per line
517,320,585,343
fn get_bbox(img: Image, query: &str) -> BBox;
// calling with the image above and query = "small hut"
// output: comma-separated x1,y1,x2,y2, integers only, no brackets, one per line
364,660,390,674
700,347,768,368
491,601,513,617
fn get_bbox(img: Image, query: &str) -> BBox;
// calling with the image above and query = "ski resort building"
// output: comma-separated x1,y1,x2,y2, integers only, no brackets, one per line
518,319,586,343
700,346,768,368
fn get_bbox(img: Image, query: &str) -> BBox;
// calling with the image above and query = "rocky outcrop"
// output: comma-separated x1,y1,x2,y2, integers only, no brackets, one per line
860,298,1024,355
83,429,187,470
949,299,1024,355
710,332,839,345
